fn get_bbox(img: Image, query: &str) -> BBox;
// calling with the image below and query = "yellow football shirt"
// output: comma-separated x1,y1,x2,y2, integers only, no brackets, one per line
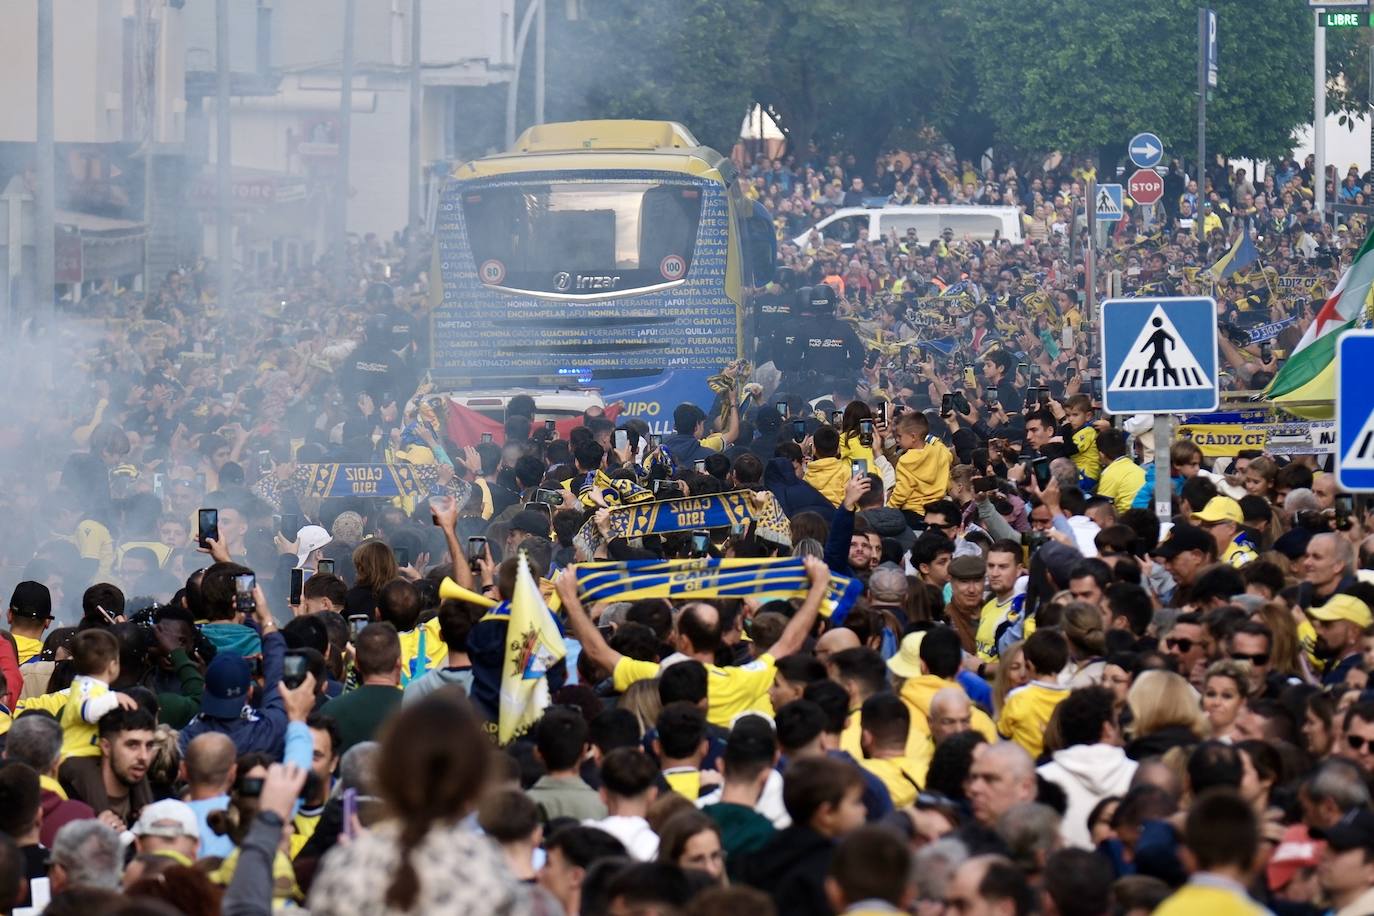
1071,425,1100,482
13,633,43,665
290,808,323,859
975,595,1018,662
663,768,703,800
858,752,932,808
997,680,1070,760
1152,877,1267,916
614,656,776,727
398,618,448,687
19,675,119,758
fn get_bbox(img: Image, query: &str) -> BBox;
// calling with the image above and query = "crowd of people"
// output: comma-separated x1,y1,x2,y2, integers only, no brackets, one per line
0,143,1372,916
749,146,1357,401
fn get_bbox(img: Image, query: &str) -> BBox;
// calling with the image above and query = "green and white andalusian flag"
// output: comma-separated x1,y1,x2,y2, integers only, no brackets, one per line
1266,226,1374,417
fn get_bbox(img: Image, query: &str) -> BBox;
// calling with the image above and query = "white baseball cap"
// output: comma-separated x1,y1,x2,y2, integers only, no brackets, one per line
131,799,199,840
296,525,332,567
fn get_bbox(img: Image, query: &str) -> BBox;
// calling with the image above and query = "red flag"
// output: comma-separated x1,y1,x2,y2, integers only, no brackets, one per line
444,400,622,448
444,401,504,448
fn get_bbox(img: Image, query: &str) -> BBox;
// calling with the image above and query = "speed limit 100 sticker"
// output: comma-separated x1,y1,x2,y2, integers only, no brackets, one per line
660,254,686,281
479,260,506,285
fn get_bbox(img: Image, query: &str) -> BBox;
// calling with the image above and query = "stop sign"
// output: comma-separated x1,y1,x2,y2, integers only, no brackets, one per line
1128,168,1164,206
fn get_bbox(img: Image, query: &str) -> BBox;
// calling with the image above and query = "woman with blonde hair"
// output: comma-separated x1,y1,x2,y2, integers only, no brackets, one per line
1249,600,1301,677
1125,670,1207,760
1201,659,1252,742
620,679,662,736
991,641,1030,717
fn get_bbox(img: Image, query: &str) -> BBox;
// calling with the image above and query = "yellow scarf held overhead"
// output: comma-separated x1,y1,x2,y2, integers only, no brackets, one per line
561,557,864,624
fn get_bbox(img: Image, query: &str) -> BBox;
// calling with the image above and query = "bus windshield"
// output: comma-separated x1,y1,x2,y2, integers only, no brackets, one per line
463,180,703,295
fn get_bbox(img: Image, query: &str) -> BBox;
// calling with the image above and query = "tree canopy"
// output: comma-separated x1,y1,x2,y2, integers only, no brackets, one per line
534,0,1336,167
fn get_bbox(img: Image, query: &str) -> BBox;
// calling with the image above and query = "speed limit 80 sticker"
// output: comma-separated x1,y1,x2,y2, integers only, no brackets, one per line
660,254,686,281
479,259,506,285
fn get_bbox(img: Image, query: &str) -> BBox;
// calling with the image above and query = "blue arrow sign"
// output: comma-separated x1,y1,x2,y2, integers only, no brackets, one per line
1128,132,1164,169
1095,184,1124,222
1337,330,1374,491
1100,296,1218,414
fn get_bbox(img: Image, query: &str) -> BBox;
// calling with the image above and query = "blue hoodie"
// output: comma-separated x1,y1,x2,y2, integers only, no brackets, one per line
177,630,288,757
764,457,833,517
661,432,719,467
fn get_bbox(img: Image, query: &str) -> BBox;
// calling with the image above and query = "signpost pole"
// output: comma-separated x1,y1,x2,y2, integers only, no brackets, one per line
1086,178,1097,368
1154,414,1173,524
1196,8,1207,242
336,0,356,262
215,0,232,315
1316,8,1327,221
36,0,54,337
408,0,422,227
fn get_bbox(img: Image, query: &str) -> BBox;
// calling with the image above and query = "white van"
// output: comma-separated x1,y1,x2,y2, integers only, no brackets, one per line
439,388,605,425
790,205,1024,249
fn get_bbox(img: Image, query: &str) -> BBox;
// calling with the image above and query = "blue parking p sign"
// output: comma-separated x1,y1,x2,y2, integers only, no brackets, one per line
1100,297,1219,414
1337,330,1374,492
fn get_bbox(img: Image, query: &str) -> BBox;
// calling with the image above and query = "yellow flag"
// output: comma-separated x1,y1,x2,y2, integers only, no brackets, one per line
498,552,567,744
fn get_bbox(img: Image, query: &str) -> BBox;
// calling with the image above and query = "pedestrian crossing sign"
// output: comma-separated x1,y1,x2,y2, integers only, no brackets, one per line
1337,330,1374,491
1095,184,1124,222
1100,297,1218,414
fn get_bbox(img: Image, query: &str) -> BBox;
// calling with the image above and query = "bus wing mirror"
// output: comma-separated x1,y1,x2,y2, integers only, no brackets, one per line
746,212,776,285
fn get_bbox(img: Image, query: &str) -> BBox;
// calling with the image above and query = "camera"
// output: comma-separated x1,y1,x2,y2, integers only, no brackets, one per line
1220,321,1250,348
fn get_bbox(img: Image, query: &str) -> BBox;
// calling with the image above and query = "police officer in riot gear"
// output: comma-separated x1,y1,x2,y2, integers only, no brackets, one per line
755,267,797,363
366,281,416,353
797,282,860,390
344,310,417,402
768,283,821,379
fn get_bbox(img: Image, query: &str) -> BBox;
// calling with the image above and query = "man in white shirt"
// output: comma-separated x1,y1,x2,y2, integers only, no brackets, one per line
1037,687,1136,850
583,747,659,861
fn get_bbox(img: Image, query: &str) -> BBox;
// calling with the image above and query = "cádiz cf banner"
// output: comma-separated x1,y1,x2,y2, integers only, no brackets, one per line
573,490,791,557
302,464,426,499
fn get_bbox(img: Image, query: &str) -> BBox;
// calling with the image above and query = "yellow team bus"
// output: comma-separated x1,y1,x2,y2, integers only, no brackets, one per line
429,120,775,432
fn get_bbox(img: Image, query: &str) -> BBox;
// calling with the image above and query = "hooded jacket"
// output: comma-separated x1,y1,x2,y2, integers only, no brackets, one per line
1125,725,1200,761
889,439,952,513
899,674,997,742
764,457,834,517
176,631,288,757
736,825,835,916
39,783,95,847
803,456,851,506
661,432,719,467
1037,743,1138,849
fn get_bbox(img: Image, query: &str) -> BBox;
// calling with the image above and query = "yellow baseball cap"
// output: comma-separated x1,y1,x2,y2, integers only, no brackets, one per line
1193,496,1244,525
886,632,927,680
1308,594,1373,628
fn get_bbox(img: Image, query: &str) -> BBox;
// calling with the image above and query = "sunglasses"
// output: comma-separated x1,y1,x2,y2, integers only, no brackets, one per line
1165,637,1194,653
1349,735,1374,752
1229,652,1270,666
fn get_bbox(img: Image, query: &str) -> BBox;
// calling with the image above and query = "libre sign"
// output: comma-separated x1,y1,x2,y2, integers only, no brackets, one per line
1322,11,1371,27
1128,169,1164,206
